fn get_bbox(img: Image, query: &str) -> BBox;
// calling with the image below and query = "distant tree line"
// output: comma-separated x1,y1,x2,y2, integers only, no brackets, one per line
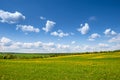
0,50,120,59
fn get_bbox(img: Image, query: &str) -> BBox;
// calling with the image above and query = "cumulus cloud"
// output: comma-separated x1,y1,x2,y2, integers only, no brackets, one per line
16,25,40,33
13,42,54,49
0,37,70,52
0,37,11,43
51,30,69,37
104,28,111,35
0,37,13,46
33,41,42,47
77,23,89,35
83,45,94,51
0,37,54,52
108,34,120,43
1,36,119,53
22,43,34,49
40,16,46,20
42,20,56,32
57,44,70,49
98,43,109,48
73,45,94,52
42,42,55,48
0,10,25,24
88,33,100,41
104,28,117,36
111,44,120,50
71,41,76,44
10,42,22,49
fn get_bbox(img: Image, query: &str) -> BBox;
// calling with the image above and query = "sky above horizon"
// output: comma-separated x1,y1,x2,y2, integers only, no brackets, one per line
0,0,120,53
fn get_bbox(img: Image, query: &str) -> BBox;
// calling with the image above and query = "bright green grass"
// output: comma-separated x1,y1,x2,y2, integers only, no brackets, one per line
0,52,120,80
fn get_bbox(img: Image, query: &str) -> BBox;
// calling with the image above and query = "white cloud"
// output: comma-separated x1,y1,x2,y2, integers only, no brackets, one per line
11,41,54,49
33,41,42,47
0,10,25,24
98,43,109,47
42,20,56,32
22,43,34,48
57,44,70,49
88,33,100,41
111,44,120,50
108,34,120,43
16,25,40,33
10,42,22,49
1,36,120,53
0,37,55,52
104,28,111,35
71,41,76,44
43,42,55,48
0,37,11,43
51,30,69,37
40,16,46,20
73,46,81,51
0,37,13,47
0,37,71,53
82,45,93,51
111,31,117,35
104,28,117,36
77,23,89,35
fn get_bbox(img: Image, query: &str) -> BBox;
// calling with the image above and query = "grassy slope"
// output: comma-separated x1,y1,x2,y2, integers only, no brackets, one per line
0,52,120,80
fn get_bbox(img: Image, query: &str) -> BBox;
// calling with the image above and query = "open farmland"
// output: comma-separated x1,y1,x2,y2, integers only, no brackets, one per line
0,51,120,80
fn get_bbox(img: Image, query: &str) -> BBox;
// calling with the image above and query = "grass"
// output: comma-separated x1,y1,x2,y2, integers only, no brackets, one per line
0,51,120,80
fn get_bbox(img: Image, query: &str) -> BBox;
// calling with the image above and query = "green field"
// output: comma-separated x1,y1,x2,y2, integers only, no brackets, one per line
0,52,120,80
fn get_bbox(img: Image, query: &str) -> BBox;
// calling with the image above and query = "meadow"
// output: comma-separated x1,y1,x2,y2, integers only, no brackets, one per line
0,51,120,80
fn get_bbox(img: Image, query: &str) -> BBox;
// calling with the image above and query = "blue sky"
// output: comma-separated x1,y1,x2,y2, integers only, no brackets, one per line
0,0,120,53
